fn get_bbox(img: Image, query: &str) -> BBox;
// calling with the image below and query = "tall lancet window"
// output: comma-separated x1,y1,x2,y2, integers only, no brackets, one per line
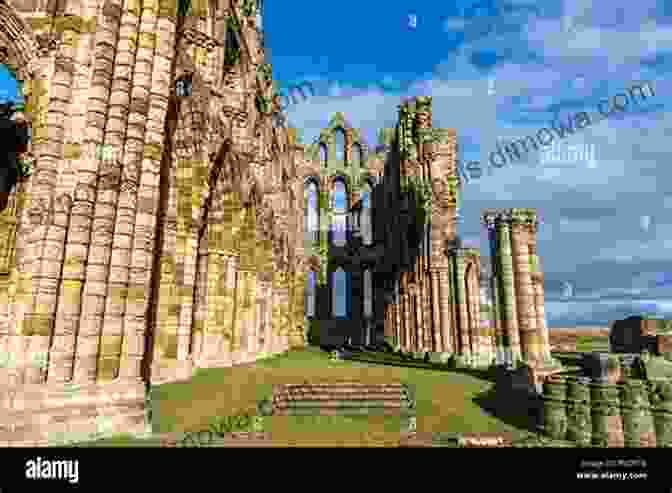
334,128,345,164
331,178,348,246
305,181,319,243
363,269,373,318
332,267,349,318
351,143,362,170
305,271,316,317
360,181,373,245
256,0,263,29
320,143,328,168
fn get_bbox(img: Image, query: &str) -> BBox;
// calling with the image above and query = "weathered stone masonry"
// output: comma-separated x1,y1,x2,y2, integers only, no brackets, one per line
0,0,555,446
0,0,306,446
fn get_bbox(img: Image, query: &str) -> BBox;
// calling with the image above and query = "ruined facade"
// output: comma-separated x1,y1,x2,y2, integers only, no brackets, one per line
0,0,553,446
305,98,552,368
0,0,309,446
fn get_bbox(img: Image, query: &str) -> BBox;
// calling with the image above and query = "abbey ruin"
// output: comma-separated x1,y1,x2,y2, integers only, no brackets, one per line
0,0,554,445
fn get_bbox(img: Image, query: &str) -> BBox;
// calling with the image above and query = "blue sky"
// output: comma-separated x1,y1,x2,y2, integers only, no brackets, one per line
2,0,671,328
269,0,672,329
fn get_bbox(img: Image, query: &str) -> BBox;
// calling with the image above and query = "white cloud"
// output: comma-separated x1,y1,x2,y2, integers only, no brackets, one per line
282,2,671,326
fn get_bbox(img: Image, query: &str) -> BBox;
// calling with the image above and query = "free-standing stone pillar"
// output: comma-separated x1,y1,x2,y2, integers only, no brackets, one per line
510,212,538,363
482,210,521,364
497,216,521,362
529,237,551,362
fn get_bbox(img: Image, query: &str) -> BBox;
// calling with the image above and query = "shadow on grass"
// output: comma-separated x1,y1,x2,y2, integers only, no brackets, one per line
341,350,544,436
338,351,497,382
472,386,542,435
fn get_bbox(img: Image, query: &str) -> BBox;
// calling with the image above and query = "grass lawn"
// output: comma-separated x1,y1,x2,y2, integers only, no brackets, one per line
77,346,535,447
574,335,610,352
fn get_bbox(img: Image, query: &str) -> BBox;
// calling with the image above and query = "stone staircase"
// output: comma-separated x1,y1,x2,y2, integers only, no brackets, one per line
269,382,415,416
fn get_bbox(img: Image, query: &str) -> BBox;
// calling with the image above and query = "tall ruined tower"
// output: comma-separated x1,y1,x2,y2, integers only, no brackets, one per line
481,208,551,365
378,96,494,366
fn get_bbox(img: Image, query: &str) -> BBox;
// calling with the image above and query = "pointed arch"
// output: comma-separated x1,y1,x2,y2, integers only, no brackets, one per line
331,177,348,246
319,143,327,168
304,179,319,243
351,142,362,169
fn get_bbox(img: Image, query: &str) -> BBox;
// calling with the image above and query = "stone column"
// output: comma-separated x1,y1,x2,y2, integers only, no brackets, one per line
393,300,401,348
174,233,198,372
403,293,411,351
431,270,442,352
448,258,460,354
422,273,433,351
351,269,363,344
483,212,505,364
100,2,153,382
118,6,177,382
229,256,242,360
75,1,148,383
437,267,452,354
453,252,470,357
413,285,423,352
290,270,306,348
495,212,521,362
510,215,537,363
530,236,551,361
465,258,483,363
189,239,209,365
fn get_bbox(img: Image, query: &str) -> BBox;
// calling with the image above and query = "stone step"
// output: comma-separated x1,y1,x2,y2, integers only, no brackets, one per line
276,391,409,397
278,383,406,388
277,388,408,395
273,407,411,416
274,400,411,407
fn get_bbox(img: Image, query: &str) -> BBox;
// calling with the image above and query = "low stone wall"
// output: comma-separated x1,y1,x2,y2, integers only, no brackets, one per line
542,375,672,447
656,334,672,356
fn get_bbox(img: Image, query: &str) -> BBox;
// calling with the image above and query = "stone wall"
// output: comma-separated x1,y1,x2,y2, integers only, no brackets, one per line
542,375,672,447
0,0,305,446
610,316,665,353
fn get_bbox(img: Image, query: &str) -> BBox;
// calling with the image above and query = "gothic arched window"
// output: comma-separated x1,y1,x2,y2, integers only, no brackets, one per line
352,143,362,169
331,179,348,246
320,143,327,168
305,270,316,317
332,267,349,318
360,181,373,245
363,268,373,318
256,0,264,29
334,128,345,164
305,180,319,243
223,17,241,71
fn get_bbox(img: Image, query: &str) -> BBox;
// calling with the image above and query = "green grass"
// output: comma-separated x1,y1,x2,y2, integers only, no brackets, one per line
574,335,610,353
73,346,535,446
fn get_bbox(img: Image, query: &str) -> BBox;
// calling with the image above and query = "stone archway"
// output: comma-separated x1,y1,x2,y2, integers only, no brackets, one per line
0,1,41,82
